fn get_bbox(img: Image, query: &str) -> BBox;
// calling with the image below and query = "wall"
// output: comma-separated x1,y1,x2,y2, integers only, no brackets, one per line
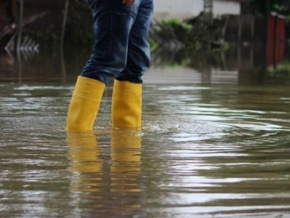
153,0,204,21
213,0,241,17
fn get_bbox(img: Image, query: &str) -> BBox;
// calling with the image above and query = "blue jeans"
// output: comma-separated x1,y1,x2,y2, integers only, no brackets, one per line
81,0,154,84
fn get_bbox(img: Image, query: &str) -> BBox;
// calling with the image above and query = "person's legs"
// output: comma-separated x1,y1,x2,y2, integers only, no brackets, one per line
81,0,142,84
67,0,141,132
115,0,153,83
112,0,153,128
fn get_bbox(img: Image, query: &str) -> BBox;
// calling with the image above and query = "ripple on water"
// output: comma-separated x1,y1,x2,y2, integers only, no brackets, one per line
1,83,290,217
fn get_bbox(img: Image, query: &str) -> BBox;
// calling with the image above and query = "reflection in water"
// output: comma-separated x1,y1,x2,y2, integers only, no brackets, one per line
1,43,290,85
66,129,144,217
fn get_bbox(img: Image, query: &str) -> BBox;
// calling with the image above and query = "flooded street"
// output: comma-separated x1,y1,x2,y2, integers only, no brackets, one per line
1,47,290,217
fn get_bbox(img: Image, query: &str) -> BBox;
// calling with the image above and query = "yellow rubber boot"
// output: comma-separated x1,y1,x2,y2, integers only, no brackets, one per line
66,76,105,132
111,80,142,129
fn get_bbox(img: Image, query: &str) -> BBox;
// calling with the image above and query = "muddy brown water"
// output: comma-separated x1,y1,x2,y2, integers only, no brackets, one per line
0,48,290,217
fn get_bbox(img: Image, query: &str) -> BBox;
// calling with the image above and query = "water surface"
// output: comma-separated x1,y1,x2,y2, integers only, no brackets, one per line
0,79,290,217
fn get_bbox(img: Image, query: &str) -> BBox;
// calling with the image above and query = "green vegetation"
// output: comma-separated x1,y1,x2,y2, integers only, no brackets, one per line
248,0,290,20
268,61,290,84
161,19,193,33
150,17,227,53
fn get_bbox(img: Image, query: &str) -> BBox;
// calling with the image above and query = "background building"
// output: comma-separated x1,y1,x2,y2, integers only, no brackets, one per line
153,0,243,21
